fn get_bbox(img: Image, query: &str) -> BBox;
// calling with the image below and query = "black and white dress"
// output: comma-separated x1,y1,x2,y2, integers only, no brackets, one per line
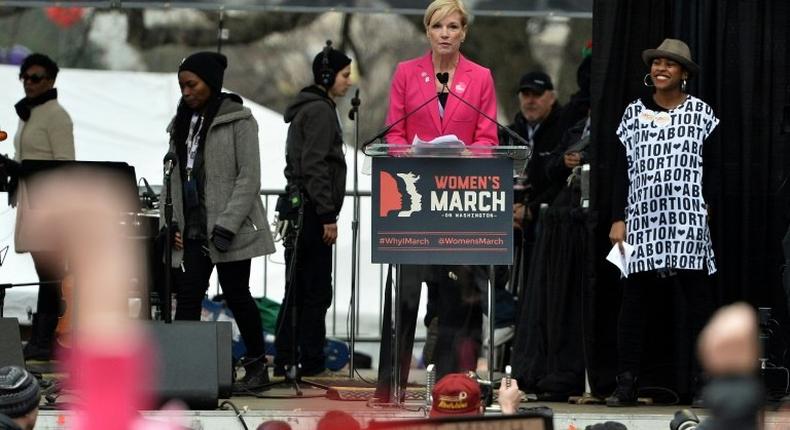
616,95,719,275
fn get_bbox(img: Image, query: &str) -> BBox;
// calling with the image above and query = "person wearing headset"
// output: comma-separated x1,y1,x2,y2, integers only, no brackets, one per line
275,44,352,378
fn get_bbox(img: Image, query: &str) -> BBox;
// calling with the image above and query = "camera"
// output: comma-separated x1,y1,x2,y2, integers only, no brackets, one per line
669,409,700,430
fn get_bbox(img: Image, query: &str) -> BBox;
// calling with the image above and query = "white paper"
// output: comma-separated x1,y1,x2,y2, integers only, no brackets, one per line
606,242,635,278
411,134,465,147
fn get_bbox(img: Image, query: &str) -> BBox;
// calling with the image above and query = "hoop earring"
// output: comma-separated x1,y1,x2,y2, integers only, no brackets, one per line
643,73,654,87
681,79,687,93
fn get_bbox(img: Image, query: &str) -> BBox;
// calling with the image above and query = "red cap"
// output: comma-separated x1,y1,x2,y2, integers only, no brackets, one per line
430,373,481,418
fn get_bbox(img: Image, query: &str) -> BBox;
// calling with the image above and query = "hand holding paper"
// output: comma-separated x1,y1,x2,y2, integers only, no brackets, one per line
607,241,635,278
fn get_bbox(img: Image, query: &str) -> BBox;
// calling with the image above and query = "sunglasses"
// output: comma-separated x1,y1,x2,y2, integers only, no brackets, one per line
19,73,48,84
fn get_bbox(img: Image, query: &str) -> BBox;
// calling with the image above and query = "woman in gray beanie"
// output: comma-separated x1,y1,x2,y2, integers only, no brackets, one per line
162,51,276,391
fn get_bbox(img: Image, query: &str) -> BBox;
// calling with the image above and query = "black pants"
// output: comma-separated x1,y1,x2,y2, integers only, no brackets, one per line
274,205,333,373
617,269,715,377
376,265,482,399
175,239,265,359
27,252,63,351
31,252,63,315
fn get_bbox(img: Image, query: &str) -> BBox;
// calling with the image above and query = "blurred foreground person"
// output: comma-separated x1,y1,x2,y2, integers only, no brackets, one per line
694,303,764,430
26,166,185,429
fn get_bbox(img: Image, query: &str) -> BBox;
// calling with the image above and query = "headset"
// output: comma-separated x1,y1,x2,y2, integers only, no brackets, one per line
319,40,335,88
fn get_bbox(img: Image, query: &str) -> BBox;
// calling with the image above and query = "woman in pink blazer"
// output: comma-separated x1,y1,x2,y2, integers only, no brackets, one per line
385,0,498,148
375,0,493,404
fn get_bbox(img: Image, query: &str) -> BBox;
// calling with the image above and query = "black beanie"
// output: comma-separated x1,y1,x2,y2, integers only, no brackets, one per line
179,51,228,95
312,48,352,87
0,366,40,418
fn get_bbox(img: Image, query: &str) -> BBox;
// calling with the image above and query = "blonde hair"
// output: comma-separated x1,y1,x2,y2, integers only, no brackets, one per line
423,0,469,30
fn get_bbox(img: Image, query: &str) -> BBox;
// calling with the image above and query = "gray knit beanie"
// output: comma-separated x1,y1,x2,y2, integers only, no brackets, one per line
0,366,40,418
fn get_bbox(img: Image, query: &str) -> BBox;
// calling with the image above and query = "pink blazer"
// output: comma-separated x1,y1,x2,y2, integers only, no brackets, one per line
385,51,499,147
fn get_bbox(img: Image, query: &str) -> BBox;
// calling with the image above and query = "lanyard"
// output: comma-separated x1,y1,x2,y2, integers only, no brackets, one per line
185,114,204,179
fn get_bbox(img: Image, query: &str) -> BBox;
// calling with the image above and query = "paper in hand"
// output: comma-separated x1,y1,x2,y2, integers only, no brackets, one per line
606,241,635,278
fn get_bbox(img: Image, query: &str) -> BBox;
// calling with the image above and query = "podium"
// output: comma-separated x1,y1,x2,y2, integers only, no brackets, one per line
365,142,528,407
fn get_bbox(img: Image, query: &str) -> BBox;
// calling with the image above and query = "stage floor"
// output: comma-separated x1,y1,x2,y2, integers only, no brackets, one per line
30,369,790,430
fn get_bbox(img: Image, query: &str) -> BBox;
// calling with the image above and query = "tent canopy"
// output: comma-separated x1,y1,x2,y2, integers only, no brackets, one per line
0,0,592,17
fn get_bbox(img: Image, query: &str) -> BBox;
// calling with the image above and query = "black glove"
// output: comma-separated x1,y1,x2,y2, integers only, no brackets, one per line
211,224,235,252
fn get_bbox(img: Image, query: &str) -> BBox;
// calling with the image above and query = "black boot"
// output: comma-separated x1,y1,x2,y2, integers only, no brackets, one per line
23,313,57,361
606,371,639,407
235,356,271,392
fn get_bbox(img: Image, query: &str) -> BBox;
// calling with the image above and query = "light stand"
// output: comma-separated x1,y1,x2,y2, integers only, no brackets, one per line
348,89,361,378
261,200,328,394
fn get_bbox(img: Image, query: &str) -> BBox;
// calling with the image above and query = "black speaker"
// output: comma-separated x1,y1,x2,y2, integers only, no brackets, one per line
216,321,233,399
0,318,24,369
146,321,232,409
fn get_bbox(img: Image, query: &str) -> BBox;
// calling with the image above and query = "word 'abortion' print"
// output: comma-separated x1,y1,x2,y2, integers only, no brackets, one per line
617,96,719,275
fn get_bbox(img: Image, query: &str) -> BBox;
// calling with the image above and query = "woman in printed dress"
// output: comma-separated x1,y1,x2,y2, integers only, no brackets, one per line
607,38,719,407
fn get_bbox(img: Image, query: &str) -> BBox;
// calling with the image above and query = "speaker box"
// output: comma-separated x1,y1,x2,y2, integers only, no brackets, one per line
0,318,24,369
216,321,233,399
146,321,232,409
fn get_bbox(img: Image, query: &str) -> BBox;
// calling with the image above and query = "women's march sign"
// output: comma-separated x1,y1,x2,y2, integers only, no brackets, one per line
371,157,513,265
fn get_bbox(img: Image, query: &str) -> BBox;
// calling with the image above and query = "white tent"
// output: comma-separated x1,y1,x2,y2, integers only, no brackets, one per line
1,66,385,341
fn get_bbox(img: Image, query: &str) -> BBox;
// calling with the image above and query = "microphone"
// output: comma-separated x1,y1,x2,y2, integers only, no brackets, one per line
361,86,444,148
163,152,177,178
348,88,360,121
435,73,531,152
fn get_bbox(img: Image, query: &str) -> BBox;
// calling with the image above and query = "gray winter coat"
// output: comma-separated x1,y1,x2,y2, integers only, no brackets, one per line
161,98,275,266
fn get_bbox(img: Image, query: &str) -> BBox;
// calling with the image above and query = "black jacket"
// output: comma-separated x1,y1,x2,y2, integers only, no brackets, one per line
503,96,588,213
284,86,347,224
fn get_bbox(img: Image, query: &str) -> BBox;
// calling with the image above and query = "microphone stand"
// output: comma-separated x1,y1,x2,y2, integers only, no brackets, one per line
360,90,444,150
348,89,361,379
163,166,174,324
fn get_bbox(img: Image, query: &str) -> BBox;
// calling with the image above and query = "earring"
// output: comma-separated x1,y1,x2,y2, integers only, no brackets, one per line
681,79,687,93
643,73,654,87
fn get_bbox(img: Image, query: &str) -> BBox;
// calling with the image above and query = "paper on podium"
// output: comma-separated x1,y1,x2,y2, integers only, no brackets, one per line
411,134,466,147
606,241,635,278
411,134,466,156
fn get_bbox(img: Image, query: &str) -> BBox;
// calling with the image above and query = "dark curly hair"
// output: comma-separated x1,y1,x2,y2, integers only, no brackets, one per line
19,53,60,80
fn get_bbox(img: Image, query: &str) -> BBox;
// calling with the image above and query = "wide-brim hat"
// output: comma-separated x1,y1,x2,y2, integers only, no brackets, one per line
642,38,699,77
